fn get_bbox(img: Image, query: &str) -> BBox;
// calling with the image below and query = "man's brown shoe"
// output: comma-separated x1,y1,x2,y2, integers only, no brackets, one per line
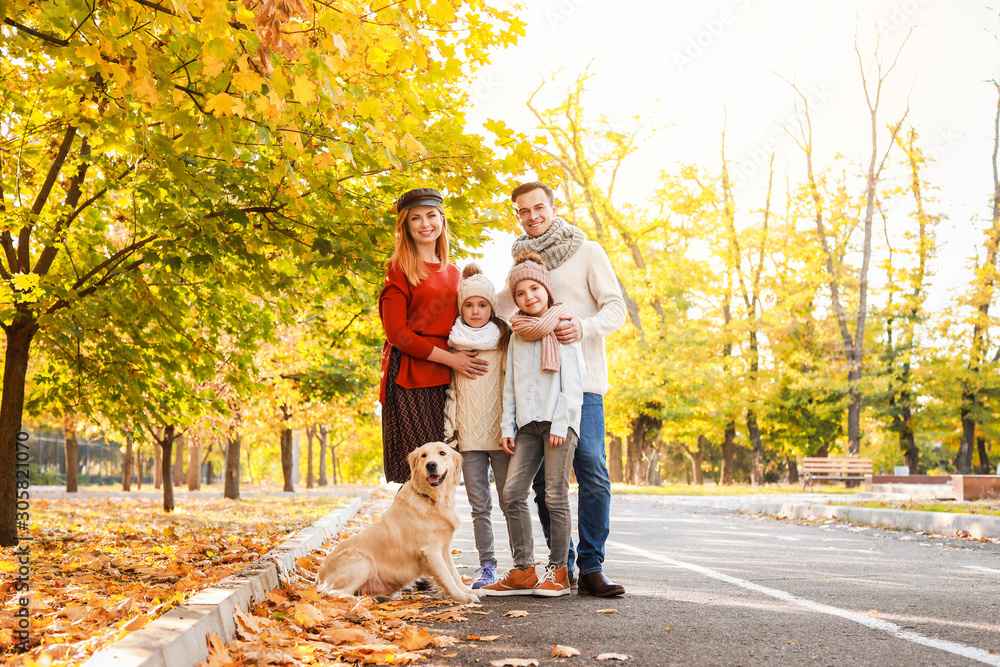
578,571,625,597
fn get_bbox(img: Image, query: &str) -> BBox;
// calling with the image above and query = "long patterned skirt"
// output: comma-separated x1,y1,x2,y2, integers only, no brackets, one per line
382,347,447,483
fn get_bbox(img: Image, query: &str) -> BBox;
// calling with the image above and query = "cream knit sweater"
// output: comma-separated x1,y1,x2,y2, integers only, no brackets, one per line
443,345,505,452
499,240,626,396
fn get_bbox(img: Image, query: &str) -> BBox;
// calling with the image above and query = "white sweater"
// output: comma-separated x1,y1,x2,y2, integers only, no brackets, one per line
443,346,505,452
498,240,627,396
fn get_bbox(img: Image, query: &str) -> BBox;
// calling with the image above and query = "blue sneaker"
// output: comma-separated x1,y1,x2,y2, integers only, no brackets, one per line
472,562,497,589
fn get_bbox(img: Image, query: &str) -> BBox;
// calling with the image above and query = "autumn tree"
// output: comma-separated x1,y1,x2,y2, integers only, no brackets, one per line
0,0,526,544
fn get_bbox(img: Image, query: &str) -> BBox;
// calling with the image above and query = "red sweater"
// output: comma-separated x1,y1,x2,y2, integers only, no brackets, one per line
378,261,460,402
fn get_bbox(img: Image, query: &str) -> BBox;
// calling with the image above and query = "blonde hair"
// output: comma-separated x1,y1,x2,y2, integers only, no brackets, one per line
388,205,450,286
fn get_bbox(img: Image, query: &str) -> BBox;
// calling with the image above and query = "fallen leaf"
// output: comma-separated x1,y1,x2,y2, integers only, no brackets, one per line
595,608,618,614
595,653,631,661
206,633,235,665
490,660,539,667
552,644,581,657
396,627,436,651
504,610,529,618
664,627,671,631
466,635,502,641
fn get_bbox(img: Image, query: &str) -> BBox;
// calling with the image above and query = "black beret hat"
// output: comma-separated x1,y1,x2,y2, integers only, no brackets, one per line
396,187,443,212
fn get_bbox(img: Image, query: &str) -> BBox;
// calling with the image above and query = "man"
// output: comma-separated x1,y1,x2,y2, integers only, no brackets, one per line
497,181,627,597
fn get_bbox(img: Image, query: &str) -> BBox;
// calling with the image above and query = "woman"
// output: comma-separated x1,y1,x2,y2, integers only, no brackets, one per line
378,187,488,482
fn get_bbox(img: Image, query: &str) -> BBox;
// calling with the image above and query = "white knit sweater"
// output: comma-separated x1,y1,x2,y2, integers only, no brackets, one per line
499,240,626,396
443,346,505,452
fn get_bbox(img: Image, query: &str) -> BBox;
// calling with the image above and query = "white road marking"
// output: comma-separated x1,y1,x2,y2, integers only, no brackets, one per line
608,540,1000,666
963,566,1000,574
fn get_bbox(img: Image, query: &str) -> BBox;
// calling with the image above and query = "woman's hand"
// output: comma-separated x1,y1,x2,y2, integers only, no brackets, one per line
451,349,488,379
428,347,488,378
501,437,515,455
549,434,565,447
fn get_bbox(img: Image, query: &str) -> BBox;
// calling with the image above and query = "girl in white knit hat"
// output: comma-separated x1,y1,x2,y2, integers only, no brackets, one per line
443,263,512,589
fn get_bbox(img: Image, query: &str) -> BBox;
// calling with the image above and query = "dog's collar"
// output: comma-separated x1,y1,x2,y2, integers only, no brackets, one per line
416,490,436,505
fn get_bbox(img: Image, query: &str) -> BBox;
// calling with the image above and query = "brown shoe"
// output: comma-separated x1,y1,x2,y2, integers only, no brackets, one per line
481,567,538,596
578,571,625,597
533,566,570,597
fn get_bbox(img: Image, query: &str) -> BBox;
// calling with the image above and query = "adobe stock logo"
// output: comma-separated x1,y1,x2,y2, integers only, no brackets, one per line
673,0,752,74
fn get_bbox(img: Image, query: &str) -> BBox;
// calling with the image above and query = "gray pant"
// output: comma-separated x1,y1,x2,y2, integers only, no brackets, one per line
461,450,511,566
500,421,578,570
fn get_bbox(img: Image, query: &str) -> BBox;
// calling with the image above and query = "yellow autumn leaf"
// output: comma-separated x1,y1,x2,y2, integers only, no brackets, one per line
10,273,40,292
396,627,436,651
357,97,382,119
503,610,528,618
202,53,227,78
401,133,428,157
293,75,318,105
132,76,158,104
552,645,581,657
292,603,323,628
204,92,235,117
595,608,618,614
332,33,349,59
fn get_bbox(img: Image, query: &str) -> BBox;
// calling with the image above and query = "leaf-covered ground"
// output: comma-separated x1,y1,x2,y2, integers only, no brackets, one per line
0,494,345,666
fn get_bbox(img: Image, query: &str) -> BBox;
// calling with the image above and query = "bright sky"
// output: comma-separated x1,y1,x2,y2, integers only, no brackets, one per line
463,0,1000,312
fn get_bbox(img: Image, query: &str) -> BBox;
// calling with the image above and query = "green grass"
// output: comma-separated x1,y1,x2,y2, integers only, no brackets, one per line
607,482,856,496
831,499,1000,516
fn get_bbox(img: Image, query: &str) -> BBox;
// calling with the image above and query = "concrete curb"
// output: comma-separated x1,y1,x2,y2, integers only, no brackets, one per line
81,491,372,667
740,500,1000,539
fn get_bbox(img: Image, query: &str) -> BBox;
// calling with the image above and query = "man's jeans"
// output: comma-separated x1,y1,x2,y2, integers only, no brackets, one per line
532,393,611,575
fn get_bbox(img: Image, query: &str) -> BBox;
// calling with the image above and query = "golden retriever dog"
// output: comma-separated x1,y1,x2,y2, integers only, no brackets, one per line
316,441,482,604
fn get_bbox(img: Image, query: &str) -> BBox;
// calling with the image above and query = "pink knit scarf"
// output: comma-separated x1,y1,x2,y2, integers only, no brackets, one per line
509,303,570,371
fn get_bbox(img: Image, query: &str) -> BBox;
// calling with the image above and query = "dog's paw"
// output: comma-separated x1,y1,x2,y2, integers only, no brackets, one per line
456,592,481,604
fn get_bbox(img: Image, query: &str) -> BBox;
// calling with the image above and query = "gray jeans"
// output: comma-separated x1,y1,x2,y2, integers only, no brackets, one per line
461,450,510,566
500,421,578,570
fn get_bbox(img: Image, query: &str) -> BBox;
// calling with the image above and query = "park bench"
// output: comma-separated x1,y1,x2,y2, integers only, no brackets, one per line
800,457,873,491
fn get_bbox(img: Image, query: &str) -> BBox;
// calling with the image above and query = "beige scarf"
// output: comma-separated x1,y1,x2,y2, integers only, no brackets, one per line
509,303,570,371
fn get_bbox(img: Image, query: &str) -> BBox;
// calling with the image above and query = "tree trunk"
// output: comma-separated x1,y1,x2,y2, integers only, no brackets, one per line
846,369,863,456
608,434,624,483
154,439,162,489
683,437,705,486
957,402,975,474
975,437,992,475
305,424,315,489
135,442,142,490
225,432,241,500
172,435,185,487
280,404,294,492
747,411,764,486
720,421,736,486
625,415,657,485
244,446,254,485
281,428,294,492
64,421,79,493
0,321,37,546
787,457,799,484
317,424,328,486
159,425,176,513
187,440,201,491
122,435,133,491
900,404,920,473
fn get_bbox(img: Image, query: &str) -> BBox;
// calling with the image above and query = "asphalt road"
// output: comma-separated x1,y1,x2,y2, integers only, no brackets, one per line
429,490,1000,667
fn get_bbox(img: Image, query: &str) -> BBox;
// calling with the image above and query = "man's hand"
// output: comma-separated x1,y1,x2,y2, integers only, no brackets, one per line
549,434,565,448
555,314,582,344
501,437,516,455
